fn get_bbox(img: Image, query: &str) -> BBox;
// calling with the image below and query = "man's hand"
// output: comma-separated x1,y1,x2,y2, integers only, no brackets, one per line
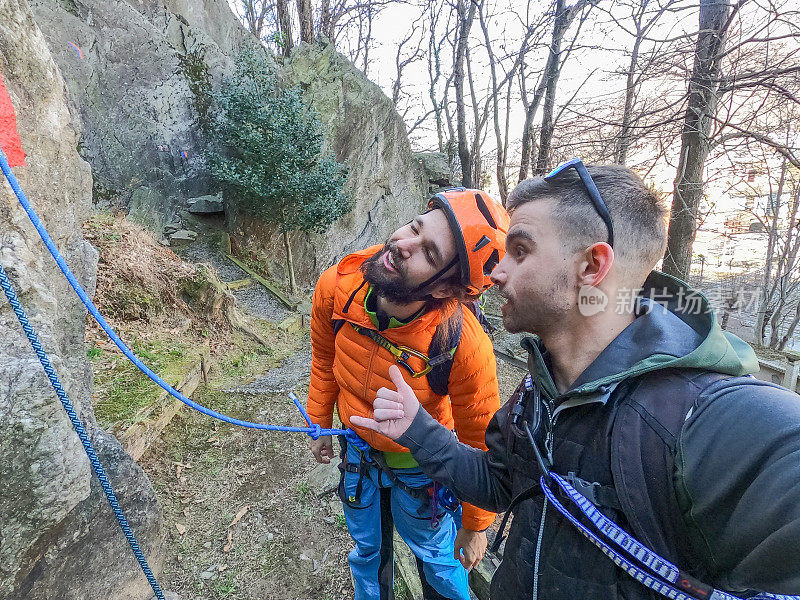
309,435,334,464
454,528,487,571
349,365,421,440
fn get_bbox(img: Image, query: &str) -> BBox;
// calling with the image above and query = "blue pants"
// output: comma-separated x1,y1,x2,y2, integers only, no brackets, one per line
339,441,471,600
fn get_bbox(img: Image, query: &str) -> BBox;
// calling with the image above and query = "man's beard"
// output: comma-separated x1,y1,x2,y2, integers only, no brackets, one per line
362,244,432,304
500,273,573,336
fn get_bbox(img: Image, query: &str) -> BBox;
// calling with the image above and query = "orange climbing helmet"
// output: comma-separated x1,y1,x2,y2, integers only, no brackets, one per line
428,188,510,296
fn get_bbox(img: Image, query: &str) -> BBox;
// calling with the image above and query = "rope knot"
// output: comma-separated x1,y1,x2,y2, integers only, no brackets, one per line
344,429,369,452
308,423,322,440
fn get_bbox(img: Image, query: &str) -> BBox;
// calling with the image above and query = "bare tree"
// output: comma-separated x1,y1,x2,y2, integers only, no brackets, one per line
425,0,450,152
237,0,274,40
664,0,800,280
665,0,738,279
454,0,477,187
517,0,590,180
297,0,314,43
533,0,595,174
391,15,425,106
477,0,539,201
607,0,683,165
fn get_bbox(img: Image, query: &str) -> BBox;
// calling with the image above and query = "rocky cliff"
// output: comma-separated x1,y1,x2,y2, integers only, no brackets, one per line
27,0,259,235
29,0,427,285
0,1,163,598
227,41,428,286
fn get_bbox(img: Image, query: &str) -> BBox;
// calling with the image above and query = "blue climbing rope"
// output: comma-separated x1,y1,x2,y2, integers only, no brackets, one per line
0,262,166,600
0,146,367,597
0,147,361,443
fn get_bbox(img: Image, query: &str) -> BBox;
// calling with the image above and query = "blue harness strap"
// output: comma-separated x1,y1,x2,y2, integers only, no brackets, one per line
542,472,799,600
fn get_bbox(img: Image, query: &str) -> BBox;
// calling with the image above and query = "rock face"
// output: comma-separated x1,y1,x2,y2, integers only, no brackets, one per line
27,0,258,233
413,151,455,191
227,41,428,287
26,0,428,287
0,1,163,599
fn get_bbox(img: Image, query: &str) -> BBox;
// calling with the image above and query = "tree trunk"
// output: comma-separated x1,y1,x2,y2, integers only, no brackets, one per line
362,8,374,75
478,1,508,201
778,300,800,351
297,0,314,43
454,0,476,187
276,0,294,57
754,158,787,344
534,0,570,174
426,4,445,153
663,0,731,280
283,229,297,294
320,0,332,39
769,187,800,347
615,27,643,165
518,99,540,182
466,43,484,187
769,298,787,348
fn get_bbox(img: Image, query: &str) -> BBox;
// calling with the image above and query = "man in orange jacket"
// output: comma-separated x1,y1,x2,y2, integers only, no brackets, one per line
307,188,509,600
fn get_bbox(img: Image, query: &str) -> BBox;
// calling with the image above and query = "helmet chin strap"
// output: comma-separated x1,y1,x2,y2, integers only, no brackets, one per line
406,255,460,297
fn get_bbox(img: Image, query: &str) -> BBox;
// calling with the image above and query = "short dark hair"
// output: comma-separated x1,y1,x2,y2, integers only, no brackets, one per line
507,165,668,284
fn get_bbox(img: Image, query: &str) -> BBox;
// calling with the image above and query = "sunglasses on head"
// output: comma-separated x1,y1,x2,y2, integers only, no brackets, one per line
544,158,614,248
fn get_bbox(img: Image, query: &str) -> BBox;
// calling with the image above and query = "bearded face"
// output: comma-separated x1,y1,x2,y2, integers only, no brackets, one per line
361,242,432,304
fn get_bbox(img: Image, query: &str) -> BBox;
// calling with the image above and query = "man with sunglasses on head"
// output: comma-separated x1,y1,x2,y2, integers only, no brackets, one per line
353,161,800,599
307,188,510,600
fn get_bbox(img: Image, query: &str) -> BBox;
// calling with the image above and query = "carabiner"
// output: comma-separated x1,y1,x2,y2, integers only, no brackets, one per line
395,345,433,378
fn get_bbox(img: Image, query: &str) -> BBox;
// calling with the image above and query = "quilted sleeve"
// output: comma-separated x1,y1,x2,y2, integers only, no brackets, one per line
447,312,501,530
306,265,340,429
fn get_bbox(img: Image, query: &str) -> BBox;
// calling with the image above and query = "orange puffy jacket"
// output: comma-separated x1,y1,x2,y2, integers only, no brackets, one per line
307,246,500,531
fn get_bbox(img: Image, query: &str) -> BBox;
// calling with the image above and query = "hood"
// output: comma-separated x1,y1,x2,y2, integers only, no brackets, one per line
523,271,760,401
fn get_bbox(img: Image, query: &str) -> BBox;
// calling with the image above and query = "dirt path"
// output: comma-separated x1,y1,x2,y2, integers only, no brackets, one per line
136,220,355,600
140,323,356,600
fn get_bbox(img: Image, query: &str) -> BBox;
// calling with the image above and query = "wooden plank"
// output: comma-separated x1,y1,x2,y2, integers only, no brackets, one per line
224,278,253,291
118,358,204,461
225,253,295,309
494,348,528,371
394,533,424,600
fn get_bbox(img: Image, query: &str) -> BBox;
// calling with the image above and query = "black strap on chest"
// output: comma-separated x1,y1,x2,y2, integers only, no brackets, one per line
332,304,463,395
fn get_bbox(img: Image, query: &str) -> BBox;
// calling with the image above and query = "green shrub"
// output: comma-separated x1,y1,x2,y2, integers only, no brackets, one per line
206,49,350,290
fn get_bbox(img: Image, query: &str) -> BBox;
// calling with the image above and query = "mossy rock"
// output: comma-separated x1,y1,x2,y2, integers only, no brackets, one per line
180,264,235,323
105,279,166,321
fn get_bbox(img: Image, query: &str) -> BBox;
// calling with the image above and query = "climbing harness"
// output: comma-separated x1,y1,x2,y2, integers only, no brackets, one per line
338,436,460,529
350,323,455,378
0,148,368,597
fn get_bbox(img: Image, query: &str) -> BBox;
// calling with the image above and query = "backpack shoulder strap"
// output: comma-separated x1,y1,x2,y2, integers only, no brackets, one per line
610,370,729,568
426,304,464,397
332,318,346,335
